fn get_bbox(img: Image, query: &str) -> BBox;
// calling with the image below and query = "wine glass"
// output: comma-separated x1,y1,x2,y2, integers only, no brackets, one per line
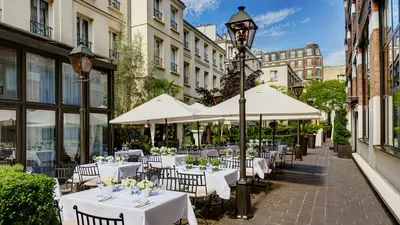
26,166,33,174
120,172,127,182
150,175,159,188
96,177,104,196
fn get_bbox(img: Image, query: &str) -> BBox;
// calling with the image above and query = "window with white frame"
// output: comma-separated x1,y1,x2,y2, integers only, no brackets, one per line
30,0,51,38
204,44,208,60
184,62,189,84
77,16,91,49
213,75,217,89
170,7,178,30
154,0,162,20
290,61,295,68
280,52,286,59
195,38,199,55
109,31,118,59
184,30,189,49
204,72,208,88
316,57,321,66
298,70,303,78
298,59,303,67
265,54,269,61
315,48,320,55
290,51,295,58
307,69,312,76
195,68,199,88
154,37,163,66
271,54,276,60
170,46,178,72
306,48,313,56
297,50,303,57
307,58,312,66
270,70,277,81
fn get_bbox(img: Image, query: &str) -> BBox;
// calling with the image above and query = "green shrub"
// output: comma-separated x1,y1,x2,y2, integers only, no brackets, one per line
0,172,60,225
333,107,351,145
0,164,24,175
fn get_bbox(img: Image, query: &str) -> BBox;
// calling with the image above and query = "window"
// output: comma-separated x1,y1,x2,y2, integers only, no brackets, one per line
0,47,17,100
315,48,321,55
154,37,163,66
184,30,189,49
89,113,108,158
280,52,286,59
213,50,217,65
195,68,199,88
298,59,303,67
316,68,321,76
307,58,312,66
204,44,208,60
220,54,224,68
307,69,312,76
63,113,80,164
290,51,295,59
271,54,276,60
270,70,277,81
26,109,55,176
306,48,313,56
298,70,303,79
316,57,321,66
0,110,17,160
108,0,121,10
184,62,189,85
290,61,295,68
213,75,217,89
77,16,91,49
62,63,80,105
265,54,269,61
26,53,55,104
154,0,162,20
195,38,199,55
204,72,208,88
90,69,108,108
392,30,400,147
30,0,51,38
361,41,370,139
297,50,303,57
394,0,399,29
171,46,178,73
170,7,178,30
109,31,118,59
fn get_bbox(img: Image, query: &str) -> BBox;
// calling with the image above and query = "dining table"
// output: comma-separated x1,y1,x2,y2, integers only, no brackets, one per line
114,149,144,158
76,162,142,182
61,187,198,225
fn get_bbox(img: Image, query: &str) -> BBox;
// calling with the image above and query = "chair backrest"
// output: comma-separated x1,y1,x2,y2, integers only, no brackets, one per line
55,167,74,181
127,155,140,162
73,205,125,225
259,151,270,159
245,159,253,168
176,149,188,155
147,155,162,162
223,159,240,169
176,171,207,197
77,164,100,182
268,154,276,168
54,200,62,223
136,167,167,185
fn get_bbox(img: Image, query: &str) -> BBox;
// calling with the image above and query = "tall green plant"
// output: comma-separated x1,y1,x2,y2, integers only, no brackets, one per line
333,107,351,145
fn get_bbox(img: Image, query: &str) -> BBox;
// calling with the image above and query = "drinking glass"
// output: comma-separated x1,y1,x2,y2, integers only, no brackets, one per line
150,175,159,188
26,166,33,174
96,177,104,195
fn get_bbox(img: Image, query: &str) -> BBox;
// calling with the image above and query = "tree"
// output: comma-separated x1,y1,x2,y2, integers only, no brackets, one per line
333,106,351,145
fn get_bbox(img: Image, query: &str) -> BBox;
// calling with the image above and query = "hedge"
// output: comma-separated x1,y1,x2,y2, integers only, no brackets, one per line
0,167,60,225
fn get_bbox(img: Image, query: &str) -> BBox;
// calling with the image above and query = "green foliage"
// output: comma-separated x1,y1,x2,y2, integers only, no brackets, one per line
0,171,60,225
301,80,346,113
185,156,195,164
210,158,221,167
300,123,320,135
0,164,24,174
198,157,208,166
333,107,351,145
141,77,182,104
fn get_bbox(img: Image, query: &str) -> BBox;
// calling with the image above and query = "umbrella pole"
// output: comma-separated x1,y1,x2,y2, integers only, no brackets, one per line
273,120,276,150
165,119,168,147
259,114,262,157
197,121,201,150
217,121,221,146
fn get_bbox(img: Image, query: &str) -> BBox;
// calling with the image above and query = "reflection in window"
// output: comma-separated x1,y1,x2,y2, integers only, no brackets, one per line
0,47,17,100
63,114,80,164
90,113,108,158
0,110,16,162
26,53,55,104
62,63,81,105
90,70,108,108
394,90,400,147
393,0,399,29
26,109,55,176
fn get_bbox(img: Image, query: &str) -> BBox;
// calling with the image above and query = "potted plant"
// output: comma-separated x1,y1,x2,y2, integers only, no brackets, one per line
116,156,125,164
121,178,137,195
247,149,256,159
168,147,176,156
308,124,320,149
198,157,207,170
150,147,160,155
210,158,220,171
96,156,104,164
185,156,194,169
160,146,168,156
333,107,352,158
299,123,311,156
137,180,154,198
104,176,116,193
224,148,233,158
106,156,114,163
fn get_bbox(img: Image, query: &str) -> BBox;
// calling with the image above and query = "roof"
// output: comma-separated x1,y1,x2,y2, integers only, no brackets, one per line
183,20,225,53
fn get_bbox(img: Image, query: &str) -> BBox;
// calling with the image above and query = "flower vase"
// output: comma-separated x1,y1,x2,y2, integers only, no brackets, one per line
212,166,219,172
98,159,103,164
125,187,133,195
140,188,151,198
226,154,232,159
199,165,207,170
104,186,113,194
186,164,193,169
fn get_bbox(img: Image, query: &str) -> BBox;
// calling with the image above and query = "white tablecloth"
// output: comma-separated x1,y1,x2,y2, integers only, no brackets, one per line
27,150,54,165
76,162,142,182
151,155,188,168
115,149,144,158
200,149,219,157
61,188,197,225
177,167,238,200
246,158,270,179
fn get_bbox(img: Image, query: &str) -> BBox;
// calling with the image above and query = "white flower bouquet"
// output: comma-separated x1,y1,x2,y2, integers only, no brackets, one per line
224,148,233,157
121,178,137,187
247,149,256,159
116,156,125,163
96,156,105,162
150,147,160,155
106,156,114,162
137,179,155,191
168,147,177,155
160,146,168,156
104,176,116,186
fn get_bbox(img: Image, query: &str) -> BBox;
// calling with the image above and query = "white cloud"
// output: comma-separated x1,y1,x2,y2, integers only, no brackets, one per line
253,8,301,28
324,49,345,66
258,26,285,37
301,18,311,24
181,0,221,16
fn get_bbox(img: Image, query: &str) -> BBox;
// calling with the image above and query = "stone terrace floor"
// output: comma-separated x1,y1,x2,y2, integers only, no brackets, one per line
208,146,398,225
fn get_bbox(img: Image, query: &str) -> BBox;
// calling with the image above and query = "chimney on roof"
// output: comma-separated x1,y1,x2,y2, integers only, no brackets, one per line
223,33,227,40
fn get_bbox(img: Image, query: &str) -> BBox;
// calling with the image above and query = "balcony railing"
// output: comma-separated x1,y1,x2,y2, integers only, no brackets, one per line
109,49,119,59
154,8,163,20
171,62,178,73
184,41,189,49
213,58,216,65
30,20,52,38
195,47,199,55
204,53,208,60
108,0,121,10
184,76,189,84
77,36,92,49
171,20,178,30
154,55,163,67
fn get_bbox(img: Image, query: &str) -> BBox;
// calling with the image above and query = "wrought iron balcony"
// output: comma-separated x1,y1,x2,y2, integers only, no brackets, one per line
30,20,52,38
108,0,120,10
154,8,163,20
184,76,189,84
77,36,92,49
171,62,178,73
195,47,199,55
204,53,208,60
109,49,119,59
171,20,178,30
154,55,163,67
184,41,189,49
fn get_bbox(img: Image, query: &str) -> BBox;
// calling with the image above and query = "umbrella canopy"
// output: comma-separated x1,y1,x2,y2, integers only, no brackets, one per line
198,84,320,120
110,94,203,125
190,103,209,111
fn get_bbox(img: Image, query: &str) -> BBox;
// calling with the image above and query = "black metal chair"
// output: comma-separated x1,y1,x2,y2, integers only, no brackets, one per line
55,165,75,194
53,199,62,224
222,158,240,169
145,155,163,168
76,164,100,190
73,205,125,225
127,154,141,162
176,149,188,155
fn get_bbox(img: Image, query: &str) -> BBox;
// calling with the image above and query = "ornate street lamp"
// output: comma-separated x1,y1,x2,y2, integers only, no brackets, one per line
212,90,224,105
290,82,304,161
68,45,95,164
226,6,258,219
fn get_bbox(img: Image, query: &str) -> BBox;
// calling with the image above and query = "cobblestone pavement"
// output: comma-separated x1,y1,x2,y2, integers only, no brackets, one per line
213,147,398,225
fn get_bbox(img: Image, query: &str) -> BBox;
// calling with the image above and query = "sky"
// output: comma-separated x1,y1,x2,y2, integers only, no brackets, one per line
181,0,345,66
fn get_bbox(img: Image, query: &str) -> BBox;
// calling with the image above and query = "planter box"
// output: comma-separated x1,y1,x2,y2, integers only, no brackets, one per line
308,134,316,149
300,135,308,156
338,144,352,159
334,142,338,153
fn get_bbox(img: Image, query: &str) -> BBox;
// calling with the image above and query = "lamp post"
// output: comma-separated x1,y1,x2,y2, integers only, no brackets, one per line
213,91,224,145
68,46,95,165
226,6,258,219
290,82,304,161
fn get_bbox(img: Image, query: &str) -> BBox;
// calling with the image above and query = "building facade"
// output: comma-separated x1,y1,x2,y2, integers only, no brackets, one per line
344,0,400,219
259,64,302,88
323,65,346,81
0,0,120,175
130,0,226,104
255,43,324,81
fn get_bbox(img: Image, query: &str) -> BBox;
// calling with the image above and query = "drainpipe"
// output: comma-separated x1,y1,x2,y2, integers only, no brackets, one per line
127,0,132,45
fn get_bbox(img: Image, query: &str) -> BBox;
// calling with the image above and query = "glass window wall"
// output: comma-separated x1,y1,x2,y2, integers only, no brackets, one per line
0,110,16,163
63,113,80,164
89,113,108,158
0,47,17,100
62,63,80,105
90,70,108,108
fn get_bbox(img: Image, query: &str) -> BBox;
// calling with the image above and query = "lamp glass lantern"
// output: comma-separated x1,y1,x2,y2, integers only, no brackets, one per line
225,6,258,49
213,91,224,104
68,46,95,74
290,82,304,98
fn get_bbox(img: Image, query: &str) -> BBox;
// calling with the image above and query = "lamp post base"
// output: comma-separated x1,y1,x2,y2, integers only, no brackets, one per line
235,178,253,219
294,144,303,161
